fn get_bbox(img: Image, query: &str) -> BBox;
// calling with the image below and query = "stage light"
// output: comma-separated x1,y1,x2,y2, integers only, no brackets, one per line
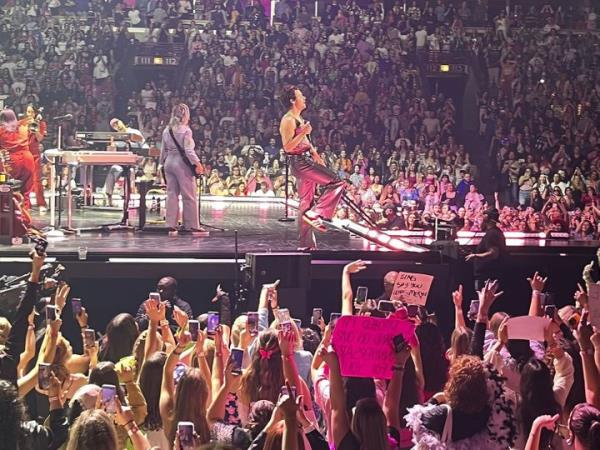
440,64,450,72
153,57,164,65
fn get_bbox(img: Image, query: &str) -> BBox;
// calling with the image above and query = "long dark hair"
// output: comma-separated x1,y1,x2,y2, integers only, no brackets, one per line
240,330,284,405
519,358,560,447
0,380,27,450
89,362,126,403
416,322,449,393
171,368,211,446
99,313,139,363
139,351,166,431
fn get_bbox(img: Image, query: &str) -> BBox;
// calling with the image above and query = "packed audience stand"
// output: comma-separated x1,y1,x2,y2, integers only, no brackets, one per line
5,246,600,449
1,0,597,237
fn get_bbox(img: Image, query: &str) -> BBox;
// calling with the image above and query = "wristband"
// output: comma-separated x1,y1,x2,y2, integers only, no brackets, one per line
159,319,169,327
532,289,541,296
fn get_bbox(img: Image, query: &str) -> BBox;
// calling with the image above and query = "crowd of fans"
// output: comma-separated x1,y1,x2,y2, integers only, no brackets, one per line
3,246,600,449
1,0,599,239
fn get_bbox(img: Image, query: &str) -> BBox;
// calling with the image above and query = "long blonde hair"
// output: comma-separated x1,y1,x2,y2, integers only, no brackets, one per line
169,103,190,128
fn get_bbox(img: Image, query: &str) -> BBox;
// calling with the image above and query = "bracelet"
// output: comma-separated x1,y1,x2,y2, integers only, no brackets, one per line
124,419,135,427
49,396,60,403
282,354,294,360
173,347,185,355
532,289,541,296
581,348,594,356
159,319,169,327
392,365,405,371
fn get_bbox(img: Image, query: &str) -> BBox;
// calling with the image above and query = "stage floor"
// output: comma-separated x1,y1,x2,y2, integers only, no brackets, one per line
1,199,388,258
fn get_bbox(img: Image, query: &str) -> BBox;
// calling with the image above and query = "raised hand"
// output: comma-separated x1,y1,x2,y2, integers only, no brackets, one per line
173,305,188,330
574,283,588,308
527,272,547,292
145,299,166,324
452,284,463,308
278,329,296,357
76,307,89,329
343,260,369,274
54,282,71,311
477,279,504,317
577,311,594,351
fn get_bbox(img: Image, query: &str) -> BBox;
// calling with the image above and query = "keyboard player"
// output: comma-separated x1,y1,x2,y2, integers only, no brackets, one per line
103,118,147,206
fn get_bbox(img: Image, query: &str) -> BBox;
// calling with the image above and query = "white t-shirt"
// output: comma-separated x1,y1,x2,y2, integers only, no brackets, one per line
415,29,427,48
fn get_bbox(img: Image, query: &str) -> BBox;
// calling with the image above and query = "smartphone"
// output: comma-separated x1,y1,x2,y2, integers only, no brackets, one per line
149,292,161,302
71,298,82,317
377,300,396,313
83,328,95,347
544,305,557,318
356,286,368,305
280,320,292,333
311,308,323,325
540,293,553,307
330,313,342,328
188,320,199,341
275,308,291,323
293,318,302,330
101,384,117,414
281,385,297,398
120,383,128,397
407,304,420,318
178,421,195,448
393,334,407,353
38,363,51,390
230,347,244,374
207,311,220,335
468,300,480,320
247,312,258,336
46,304,57,321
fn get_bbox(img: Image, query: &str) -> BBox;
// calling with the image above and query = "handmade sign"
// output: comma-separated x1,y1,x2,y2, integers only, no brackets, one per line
588,284,600,329
506,316,551,341
331,315,416,380
389,271,434,305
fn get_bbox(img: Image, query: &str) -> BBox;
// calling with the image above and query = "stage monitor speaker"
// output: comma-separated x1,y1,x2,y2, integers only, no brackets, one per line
245,253,311,320
430,240,460,260
245,252,311,290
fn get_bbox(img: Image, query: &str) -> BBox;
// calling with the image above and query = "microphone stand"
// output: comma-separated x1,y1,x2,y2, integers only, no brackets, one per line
278,154,294,222
197,174,225,231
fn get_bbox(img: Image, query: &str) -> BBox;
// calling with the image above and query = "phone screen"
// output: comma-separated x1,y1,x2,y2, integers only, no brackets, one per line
231,347,244,374
356,286,368,304
468,300,480,320
275,308,291,323
149,292,161,302
38,363,51,390
407,304,419,318
71,298,82,316
377,300,396,313
281,385,297,397
188,320,199,341
46,305,57,321
544,305,557,318
293,318,302,330
101,384,117,414
207,312,220,335
83,329,95,347
247,312,258,336
330,313,341,328
311,308,323,325
280,321,292,333
178,421,195,447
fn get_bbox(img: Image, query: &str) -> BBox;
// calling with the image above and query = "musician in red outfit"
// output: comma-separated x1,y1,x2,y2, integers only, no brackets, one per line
0,109,35,210
25,104,47,210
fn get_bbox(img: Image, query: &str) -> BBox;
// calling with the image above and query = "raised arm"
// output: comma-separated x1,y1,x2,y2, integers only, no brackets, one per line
341,260,368,316
384,338,411,430
160,332,191,431
207,356,241,423
470,280,503,359
527,272,547,317
452,284,466,330
321,348,351,446
577,313,600,408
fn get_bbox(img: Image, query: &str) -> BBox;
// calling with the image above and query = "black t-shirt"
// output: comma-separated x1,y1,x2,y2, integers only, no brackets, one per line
474,225,506,280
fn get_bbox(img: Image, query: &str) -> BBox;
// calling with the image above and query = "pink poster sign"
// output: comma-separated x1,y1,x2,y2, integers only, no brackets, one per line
331,315,415,380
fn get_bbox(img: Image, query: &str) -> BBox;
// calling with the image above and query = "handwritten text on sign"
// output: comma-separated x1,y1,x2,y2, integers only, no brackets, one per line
390,271,434,305
332,315,416,380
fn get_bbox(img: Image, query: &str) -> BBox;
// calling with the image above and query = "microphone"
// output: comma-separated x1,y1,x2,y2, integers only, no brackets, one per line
52,114,73,121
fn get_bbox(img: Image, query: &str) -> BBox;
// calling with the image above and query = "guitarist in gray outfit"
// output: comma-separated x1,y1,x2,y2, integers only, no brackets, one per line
159,103,206,235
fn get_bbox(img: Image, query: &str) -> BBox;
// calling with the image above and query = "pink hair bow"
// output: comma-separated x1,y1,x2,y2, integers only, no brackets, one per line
259,348,274,360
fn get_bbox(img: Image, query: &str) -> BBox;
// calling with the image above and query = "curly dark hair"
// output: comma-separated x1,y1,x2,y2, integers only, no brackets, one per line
278,85,298,109
0,380,28,450
444,355,489,414
416,322,449,393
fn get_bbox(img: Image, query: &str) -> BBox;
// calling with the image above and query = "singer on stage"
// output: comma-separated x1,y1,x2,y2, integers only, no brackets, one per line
25,104,47,210
279,86,345,250
0,109,36,209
